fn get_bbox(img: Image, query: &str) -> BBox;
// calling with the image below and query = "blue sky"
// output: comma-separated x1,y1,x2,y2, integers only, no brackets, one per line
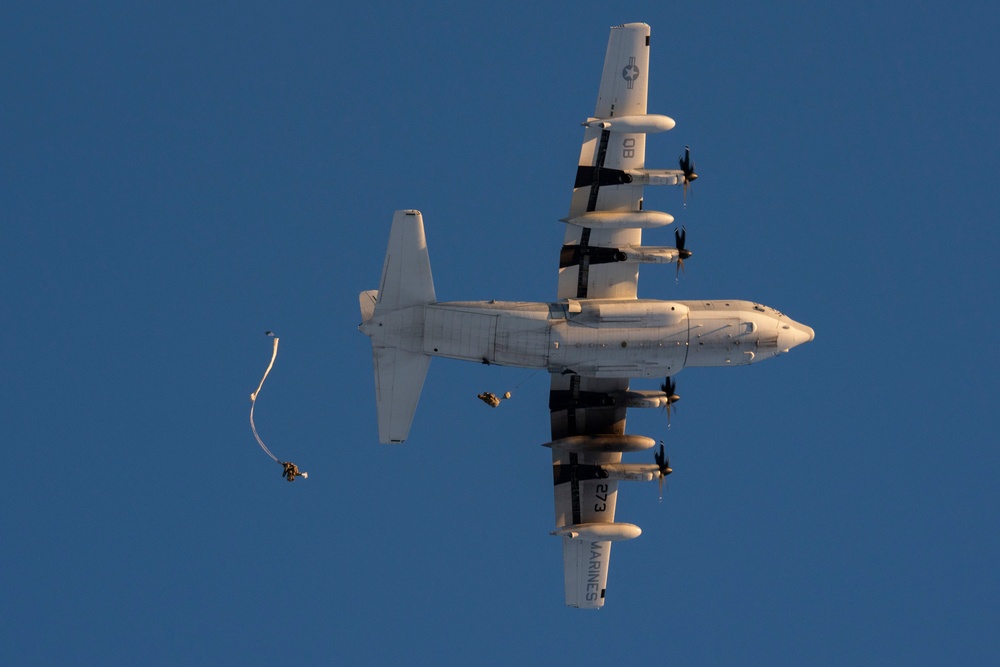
3,2,999,664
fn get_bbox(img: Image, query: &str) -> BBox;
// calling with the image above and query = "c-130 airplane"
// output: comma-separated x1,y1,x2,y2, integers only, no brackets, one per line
359,23,814,608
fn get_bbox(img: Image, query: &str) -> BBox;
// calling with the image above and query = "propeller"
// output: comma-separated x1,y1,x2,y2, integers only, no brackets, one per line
674,226,692,279
654,441,673,501
678,145,697,205
660,377,680,426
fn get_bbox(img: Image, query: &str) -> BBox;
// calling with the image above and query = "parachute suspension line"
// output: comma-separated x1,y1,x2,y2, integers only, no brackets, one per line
249,334,281,463
512,369,540,391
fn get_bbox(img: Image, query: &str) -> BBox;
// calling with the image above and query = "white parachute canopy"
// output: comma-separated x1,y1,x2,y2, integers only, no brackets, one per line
249,332,307,482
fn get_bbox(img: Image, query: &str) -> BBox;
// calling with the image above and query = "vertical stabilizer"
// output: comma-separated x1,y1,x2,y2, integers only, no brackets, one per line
359,210,436,444
359,290,378,322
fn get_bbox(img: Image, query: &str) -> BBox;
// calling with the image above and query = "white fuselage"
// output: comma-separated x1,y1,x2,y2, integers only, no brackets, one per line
367,298,814,378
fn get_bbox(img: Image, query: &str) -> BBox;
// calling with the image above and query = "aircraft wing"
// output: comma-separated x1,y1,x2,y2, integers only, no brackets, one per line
559,22,651,301
549,374,630,608
549,23,656,609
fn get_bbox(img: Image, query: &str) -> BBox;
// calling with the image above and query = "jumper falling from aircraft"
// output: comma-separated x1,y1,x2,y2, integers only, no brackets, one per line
359,23,813,609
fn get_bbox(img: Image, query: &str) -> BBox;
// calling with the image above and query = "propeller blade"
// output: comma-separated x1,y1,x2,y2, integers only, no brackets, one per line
678,146,697,206
659,377,680,426
679,146,697,180
655,441,673,501
674,226,690,279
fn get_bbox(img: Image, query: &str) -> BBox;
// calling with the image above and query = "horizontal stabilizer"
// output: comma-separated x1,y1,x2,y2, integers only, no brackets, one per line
375,210,435,313
372,346,430,444
362,210,438,444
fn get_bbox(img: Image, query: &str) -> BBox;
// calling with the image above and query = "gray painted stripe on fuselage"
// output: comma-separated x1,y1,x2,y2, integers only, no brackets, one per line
575,129,612,299
559,245,626,269
553,462,609,486
549,389,619,411
569,452,582,525
575,228,592,298
575,165,632,189
586,130,612,213
553,375,583,525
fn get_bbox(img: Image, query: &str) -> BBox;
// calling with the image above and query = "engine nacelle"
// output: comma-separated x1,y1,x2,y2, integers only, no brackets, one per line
617,390,670,409
560,210,674,230
617,246,685,264
623,168,685,186
599,463,657,482
551,522,642,542
582,114,676,134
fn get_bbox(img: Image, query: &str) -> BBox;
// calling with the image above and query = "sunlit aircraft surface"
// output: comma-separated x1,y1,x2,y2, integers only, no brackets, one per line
359,23,814,608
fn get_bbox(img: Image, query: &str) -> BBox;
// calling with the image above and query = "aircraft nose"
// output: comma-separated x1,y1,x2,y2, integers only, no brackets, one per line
777,319,815,353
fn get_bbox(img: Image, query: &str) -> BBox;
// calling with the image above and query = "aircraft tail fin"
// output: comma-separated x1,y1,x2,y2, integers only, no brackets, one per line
359,210,436,444
359,290,378,322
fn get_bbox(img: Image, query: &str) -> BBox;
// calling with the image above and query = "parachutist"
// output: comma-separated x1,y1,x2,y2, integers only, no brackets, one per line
477,391,511,408
281,461,307,482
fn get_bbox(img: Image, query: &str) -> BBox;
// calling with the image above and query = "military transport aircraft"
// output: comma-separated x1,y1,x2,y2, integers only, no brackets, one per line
359,23,814,608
